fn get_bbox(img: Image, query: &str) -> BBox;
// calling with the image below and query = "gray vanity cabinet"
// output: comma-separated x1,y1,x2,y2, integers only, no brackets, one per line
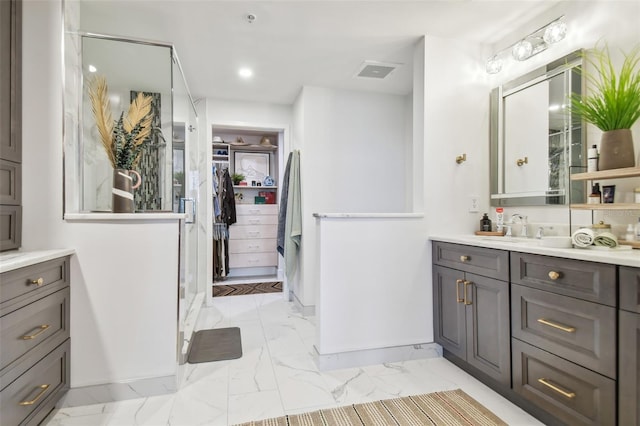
0,0,22,251
619,266,640,426
511,252,616,426
0,256,70,425
432,242,510,385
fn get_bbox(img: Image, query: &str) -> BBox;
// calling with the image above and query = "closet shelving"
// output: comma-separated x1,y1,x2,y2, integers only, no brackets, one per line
212,142,230,165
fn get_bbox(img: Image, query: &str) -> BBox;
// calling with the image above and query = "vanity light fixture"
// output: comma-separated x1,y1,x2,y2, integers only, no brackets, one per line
486,16,567,74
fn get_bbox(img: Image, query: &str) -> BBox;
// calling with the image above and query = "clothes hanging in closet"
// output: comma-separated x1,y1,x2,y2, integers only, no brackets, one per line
213,167,236,281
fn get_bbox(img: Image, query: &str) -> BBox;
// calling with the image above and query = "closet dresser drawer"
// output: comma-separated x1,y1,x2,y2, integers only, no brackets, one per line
229,238,277,254
235,215,278,226
511,284,616,378
1,254,71,426
229,225,277,240
432,241,508,281
511,253,616,306
229,252,278,268
512,338,615,426
236,204,278,216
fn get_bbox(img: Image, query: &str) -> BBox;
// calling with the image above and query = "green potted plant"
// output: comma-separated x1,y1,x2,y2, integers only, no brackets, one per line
231,172,245,185
570,43,640,170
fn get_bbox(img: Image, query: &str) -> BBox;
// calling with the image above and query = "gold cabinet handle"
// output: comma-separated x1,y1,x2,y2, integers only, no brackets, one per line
537,318,576,333
30,278,44,286
548,271,561,280
537,378,575,399
18,384,50,406
22,324,51,340
460,255,470,262
456,279,464,303
463,280,473,305
516,157,528,166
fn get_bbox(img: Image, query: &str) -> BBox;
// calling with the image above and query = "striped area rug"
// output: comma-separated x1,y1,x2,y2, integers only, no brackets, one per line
213,281,282,297
234,389,507,426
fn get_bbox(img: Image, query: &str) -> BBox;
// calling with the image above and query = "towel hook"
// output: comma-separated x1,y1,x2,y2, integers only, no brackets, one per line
455,153,467,164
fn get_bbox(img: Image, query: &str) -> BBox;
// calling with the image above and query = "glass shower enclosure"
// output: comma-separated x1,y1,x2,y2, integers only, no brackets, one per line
73,34,202,379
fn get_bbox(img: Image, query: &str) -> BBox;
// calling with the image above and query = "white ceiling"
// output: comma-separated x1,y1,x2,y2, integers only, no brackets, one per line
79,1,561,105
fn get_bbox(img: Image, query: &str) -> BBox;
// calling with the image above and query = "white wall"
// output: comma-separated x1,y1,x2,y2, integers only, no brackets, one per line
423,36,491,235
293,86,412,307
22,0,179,388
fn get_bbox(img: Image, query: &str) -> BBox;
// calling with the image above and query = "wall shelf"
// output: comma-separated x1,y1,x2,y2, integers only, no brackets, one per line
570,167,640,181
570,203,640,210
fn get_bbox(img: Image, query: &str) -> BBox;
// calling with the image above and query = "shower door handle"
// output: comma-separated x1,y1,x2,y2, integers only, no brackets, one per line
180,198,196,224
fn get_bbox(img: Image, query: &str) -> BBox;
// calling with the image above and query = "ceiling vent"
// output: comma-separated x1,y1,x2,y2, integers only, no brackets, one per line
354,61,402,79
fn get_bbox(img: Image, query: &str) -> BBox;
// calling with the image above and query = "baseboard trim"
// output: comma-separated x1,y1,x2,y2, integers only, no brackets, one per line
292,292,315,316
315,342,442,371
60,375,177,408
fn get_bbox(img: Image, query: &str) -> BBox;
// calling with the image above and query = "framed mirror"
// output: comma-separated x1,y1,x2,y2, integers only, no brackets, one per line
490,50,585,206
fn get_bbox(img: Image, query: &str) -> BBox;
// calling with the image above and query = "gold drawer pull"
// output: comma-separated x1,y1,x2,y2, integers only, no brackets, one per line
460,255,470,262
30,278,45,286
22,324,51,340
18,384,50,406
538,378,576,399
464,280,473,305
537,318,576,333
456,279,464,303
548,271,561,280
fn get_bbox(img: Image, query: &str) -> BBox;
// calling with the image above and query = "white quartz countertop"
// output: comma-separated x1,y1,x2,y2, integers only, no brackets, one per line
430,235,640,268
0,248,75,273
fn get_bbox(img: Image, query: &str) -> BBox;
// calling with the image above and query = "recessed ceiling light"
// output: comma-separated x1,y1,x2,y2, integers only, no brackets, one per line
88,64,97,73
238,67,253,79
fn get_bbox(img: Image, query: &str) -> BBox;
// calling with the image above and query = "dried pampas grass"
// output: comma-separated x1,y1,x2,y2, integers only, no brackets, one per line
87,76,153,169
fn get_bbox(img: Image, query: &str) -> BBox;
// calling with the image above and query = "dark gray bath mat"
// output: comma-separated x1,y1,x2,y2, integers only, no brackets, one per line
187,327,242,363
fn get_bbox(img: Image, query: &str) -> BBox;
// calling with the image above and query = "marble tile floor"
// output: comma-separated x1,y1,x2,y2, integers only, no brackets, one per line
46,293,544,426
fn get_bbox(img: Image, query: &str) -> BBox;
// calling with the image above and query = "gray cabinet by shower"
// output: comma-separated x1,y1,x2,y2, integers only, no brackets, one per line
432,242,510,386
0,0,22,251
619,266,640,426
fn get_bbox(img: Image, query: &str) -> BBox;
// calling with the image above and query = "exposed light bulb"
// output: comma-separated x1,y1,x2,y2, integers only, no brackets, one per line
543,20,567,44
238,67,253,79
512,40,533,61
486,55,503,74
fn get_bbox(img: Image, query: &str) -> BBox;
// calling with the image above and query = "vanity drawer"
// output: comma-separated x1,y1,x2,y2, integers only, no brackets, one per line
229,252,278,268
511,284,616,378
620,266,640,314
0,257,69,312
229,238,276,254
229,224,277,240
511,253,615,306
512,338,615,426
236,204,278,216
1,287,70,376
432,241,508,281
0,340,70,426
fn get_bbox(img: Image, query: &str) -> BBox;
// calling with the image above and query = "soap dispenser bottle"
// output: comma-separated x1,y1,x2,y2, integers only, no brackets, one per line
480,213,492,232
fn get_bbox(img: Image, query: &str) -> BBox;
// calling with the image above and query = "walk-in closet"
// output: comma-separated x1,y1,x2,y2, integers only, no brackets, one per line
209,125,285,303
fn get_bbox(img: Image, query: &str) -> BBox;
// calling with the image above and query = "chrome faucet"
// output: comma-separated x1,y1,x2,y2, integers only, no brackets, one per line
511,214,528,238
536,226,544,239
